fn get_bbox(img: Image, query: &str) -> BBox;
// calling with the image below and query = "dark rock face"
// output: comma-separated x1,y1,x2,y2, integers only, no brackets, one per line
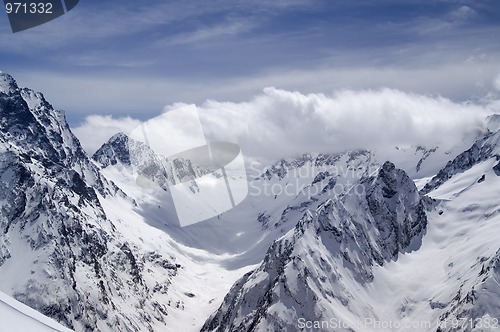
436,250,500,332
493,160,500,176
93,130,213,191
365,162,427,260
0,73,177,331
421,131,500,194
416,146,437,172
92,132,131,167
202,161,428,332
259,151,371,181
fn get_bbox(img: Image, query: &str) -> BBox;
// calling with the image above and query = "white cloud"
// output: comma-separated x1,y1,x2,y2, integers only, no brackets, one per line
72,115,141,155
73,88,493,164
194,88,490,162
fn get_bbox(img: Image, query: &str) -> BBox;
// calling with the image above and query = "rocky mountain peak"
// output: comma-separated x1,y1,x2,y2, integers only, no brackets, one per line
0,72,179,331
1,73,82,166
0,72,18,94
109,131,129,142
92,132,131,167
369,161,416,202
202,163,428,331
93,132,213,188
0,72,117,198
421,128,500,194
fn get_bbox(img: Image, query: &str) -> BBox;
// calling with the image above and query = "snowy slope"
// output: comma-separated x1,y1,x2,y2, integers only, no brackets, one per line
0,291,73,332
422,129,500,194
0,72,189,331
2,70,499,332
202,162,430,331
365,157,500,332
0,72,258,332
93,120,499,332
202,131,500,331
93,137,385,260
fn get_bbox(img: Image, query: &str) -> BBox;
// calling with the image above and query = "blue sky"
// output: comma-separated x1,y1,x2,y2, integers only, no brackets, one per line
1,0,500,128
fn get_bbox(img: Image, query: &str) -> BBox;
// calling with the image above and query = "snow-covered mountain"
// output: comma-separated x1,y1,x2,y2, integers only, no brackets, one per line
0,72,186,331
92,135,382,258
421,128,500,194
0,291,73,332
92,132,211,190
201,161,430,331
202,131,500,331
1,71,499,332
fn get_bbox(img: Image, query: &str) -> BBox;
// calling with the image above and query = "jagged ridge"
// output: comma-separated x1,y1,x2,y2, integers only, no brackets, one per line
0,73,179,331
202,161,428,332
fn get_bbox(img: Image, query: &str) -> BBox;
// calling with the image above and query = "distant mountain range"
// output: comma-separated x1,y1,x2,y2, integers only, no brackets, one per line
1,72,499,331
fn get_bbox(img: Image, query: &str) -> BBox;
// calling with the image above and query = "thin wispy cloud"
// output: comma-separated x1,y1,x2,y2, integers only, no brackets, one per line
17,57,499,120
409,5,480,35
1,0,499,125
449,5,477,20
166,20,255,46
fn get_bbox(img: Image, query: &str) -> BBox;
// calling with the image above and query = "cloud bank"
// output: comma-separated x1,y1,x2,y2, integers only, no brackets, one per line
72,115,141,154
199,88,491,161
74,88,494,163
